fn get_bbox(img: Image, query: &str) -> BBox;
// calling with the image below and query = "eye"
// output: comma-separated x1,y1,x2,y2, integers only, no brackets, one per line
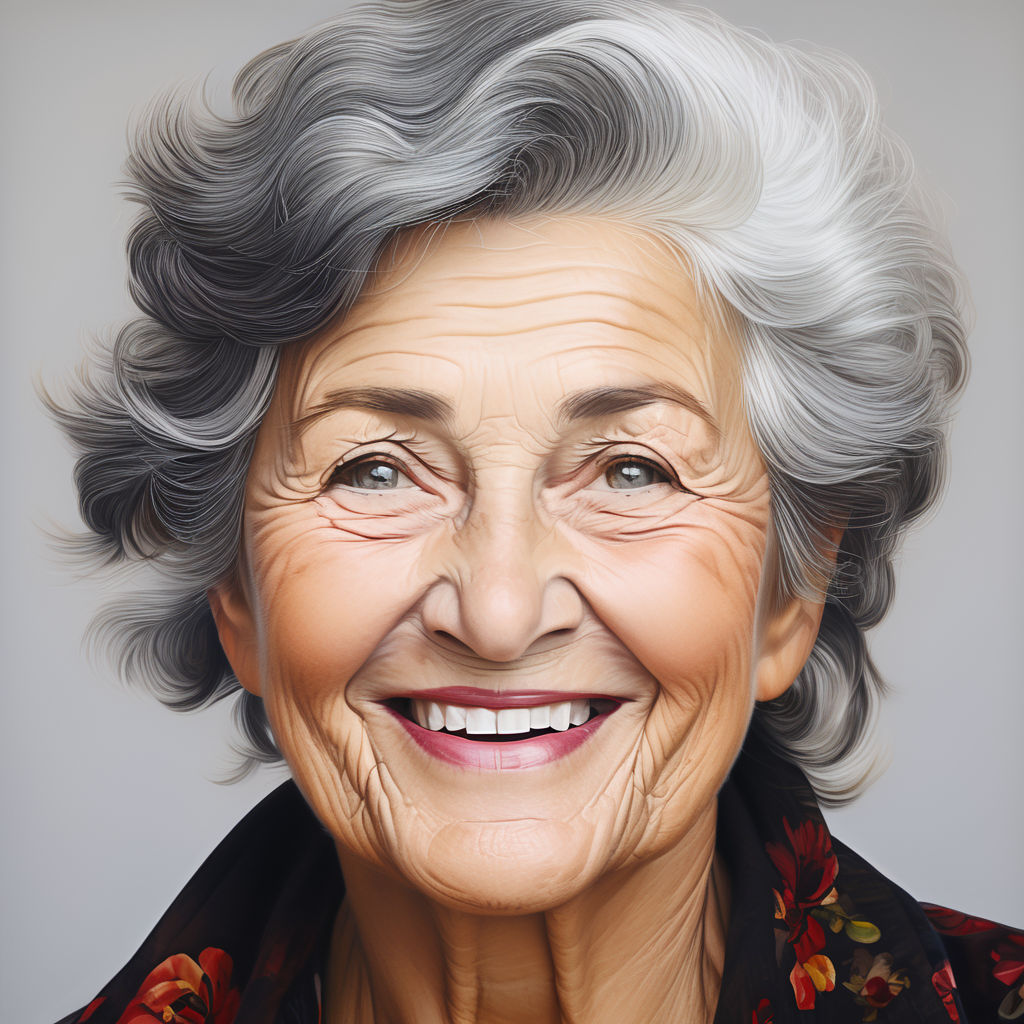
602,456,672,490
331,456,415,491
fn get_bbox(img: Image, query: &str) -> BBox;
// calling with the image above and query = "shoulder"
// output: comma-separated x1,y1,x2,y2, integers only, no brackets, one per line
53,781,340,1024
921,903,1024,1022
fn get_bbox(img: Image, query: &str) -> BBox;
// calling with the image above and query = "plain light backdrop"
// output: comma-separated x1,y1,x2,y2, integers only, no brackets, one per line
2,2,1021,1022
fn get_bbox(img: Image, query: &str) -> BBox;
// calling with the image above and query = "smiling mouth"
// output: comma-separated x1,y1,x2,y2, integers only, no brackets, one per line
386,696,619,743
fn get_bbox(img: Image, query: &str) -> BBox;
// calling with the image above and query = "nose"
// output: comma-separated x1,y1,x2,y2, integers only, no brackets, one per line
420,487,584,662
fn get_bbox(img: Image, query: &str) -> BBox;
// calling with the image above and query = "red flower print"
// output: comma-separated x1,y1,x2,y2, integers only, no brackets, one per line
113,948,241,1024
991,932,1024,989
843,950,910,1022
922,904,1000,937
752,996,774,1023
931,961,959,1022
992,932,1024,1020
768,817,840,969
767,819,839,944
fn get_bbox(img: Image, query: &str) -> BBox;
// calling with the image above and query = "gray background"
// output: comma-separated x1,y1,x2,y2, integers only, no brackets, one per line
2,2,1021,1022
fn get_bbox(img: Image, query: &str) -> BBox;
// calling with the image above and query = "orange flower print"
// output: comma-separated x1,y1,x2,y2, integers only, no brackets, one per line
113,948,241,1024
843,949,910,1022
790,953,837,1010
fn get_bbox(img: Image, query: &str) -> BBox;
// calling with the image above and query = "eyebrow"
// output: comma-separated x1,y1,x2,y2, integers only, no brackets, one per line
293,386,456,435
291,381,717,439
556,383,718,435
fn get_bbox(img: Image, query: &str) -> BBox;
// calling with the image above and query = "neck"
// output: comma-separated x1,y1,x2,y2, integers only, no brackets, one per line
326,811,729,1024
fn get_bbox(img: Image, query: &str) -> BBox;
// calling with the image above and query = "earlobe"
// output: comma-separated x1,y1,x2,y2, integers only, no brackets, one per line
208,575,262,696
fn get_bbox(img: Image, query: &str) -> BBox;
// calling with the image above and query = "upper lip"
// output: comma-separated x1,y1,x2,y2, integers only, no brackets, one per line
385,686,627,709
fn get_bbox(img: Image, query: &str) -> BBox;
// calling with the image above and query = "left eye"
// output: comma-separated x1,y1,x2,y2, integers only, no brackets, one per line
332,458,414,491
602,457,671,490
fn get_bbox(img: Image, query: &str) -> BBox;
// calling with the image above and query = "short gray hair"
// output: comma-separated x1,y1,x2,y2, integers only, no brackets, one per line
48,0,968,802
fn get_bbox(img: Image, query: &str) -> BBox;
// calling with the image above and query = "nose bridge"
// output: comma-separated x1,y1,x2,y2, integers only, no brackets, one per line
431,466,580,661
459,474,545,626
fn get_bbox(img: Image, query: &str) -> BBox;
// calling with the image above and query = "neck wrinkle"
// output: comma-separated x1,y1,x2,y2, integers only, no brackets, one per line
546,808,726,1024
330,807,727,1024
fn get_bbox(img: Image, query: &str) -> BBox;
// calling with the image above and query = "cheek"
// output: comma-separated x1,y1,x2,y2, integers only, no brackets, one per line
248,509,433,698
580,503,768,691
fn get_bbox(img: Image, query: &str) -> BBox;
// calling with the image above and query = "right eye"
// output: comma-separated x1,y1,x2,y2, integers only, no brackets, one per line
331,457,416,491
601,457,672,490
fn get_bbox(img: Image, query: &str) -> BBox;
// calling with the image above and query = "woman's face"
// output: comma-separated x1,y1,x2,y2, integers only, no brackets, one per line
212,217,816,912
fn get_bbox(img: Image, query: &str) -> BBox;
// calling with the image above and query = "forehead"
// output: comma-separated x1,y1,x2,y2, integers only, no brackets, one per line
277,216,740,424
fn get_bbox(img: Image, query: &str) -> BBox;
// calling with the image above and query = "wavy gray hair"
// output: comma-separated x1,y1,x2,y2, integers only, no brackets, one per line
49,0,968,802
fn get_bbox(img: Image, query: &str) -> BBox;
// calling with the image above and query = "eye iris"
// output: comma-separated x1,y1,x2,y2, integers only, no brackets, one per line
351,461,400,489
607,460,658,489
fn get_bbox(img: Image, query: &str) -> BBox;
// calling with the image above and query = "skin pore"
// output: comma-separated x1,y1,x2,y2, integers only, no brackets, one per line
209,217,828,1024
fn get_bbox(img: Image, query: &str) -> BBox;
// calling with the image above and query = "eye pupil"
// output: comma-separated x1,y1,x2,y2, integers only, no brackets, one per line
606,460,659,489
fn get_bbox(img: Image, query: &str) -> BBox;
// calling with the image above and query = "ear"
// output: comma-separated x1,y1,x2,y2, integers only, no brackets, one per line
753,592,828,702
208,574,262,697
753,526,842,703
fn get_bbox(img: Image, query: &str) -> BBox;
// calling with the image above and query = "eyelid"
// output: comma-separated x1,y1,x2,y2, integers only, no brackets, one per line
326,443,429,492
588,447,681,489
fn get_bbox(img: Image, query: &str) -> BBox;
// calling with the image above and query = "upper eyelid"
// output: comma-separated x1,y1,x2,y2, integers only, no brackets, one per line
573,444,680,482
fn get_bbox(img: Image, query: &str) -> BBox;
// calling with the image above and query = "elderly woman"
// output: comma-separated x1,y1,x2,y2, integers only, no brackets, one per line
49,2,1020,1023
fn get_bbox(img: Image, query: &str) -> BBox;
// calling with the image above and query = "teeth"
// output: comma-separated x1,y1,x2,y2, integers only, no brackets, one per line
497,707,531,734
412,700,429,728
529,705,550,729
570,699,590,726
408,699,598,737
466,706,498,735
443,704,467,732
426,702,446,731
549,701,571,731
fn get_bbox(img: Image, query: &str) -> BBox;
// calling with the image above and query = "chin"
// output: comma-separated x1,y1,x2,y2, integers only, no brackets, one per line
392,817,612,914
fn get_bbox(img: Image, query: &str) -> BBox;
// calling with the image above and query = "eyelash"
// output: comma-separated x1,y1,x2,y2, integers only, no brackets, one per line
326,438,424,491
574,439,684,491
323,441,687,495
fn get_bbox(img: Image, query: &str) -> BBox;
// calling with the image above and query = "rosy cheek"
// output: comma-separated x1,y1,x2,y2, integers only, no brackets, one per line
577,510,767,687
251,516,435,699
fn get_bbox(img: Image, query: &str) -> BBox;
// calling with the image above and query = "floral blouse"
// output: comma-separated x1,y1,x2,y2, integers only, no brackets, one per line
57,734,1022,1024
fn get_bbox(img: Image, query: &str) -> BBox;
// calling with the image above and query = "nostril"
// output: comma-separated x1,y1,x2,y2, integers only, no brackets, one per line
431,629,475,654
549,626,576,638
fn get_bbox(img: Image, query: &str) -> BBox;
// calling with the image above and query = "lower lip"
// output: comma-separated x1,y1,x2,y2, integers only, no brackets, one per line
388,707,612,770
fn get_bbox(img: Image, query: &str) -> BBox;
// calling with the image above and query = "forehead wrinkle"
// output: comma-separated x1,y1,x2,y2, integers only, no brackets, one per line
354,241,705,311
324,291,700,348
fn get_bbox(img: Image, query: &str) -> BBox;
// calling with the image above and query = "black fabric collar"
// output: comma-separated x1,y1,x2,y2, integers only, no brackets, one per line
62,736,970,1024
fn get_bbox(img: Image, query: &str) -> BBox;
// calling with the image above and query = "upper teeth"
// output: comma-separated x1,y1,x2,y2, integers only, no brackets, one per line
411,699,592,735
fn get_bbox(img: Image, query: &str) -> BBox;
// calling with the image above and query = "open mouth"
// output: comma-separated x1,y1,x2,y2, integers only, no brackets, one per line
386,696,619,743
